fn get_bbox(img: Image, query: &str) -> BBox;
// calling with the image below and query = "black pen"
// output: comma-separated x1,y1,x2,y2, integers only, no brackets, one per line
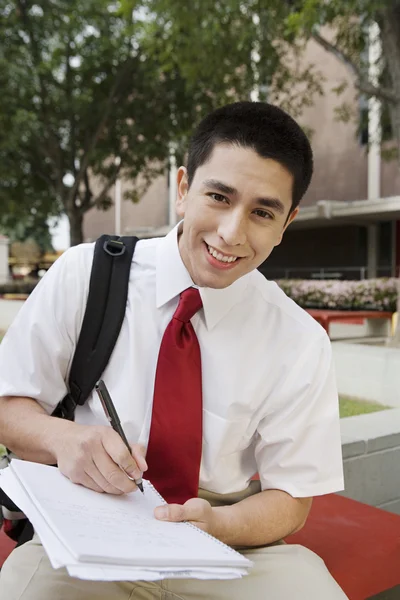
95,379,144,493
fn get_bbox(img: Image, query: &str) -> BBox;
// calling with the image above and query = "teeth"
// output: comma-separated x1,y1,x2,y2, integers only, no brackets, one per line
207,245,238,263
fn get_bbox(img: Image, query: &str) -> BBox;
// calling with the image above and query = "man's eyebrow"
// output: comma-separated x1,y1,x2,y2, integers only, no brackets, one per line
202,179,286,214
257,197,286,214
202,179,237,196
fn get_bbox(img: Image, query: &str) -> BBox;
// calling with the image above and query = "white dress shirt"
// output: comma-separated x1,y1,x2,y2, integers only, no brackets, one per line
0,224,344,497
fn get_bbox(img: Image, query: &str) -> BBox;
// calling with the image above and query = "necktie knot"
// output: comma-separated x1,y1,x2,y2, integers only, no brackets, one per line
174,288,202,323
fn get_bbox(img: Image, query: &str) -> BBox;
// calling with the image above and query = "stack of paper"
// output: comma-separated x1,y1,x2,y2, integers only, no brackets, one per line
0,460,252,581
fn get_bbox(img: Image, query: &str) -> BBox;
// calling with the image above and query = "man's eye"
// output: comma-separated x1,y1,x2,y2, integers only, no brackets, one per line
254,209,273,219
209,193,228,203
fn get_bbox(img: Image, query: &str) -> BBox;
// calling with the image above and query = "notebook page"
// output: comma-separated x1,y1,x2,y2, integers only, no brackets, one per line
10,460,251,569
67,564,248,581
0,467,72,569
0,467,248,581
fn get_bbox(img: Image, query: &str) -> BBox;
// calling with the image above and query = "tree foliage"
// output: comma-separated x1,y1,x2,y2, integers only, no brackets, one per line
0,0,323,245
0,0,179,244
284,0,400,161
4,1,397,248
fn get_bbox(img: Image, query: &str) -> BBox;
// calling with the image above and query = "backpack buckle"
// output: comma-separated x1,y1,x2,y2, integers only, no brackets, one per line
52,392,77,421
103,239,126,257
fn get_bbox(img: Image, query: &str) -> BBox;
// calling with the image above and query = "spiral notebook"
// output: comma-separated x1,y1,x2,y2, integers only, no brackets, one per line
0,460,252,581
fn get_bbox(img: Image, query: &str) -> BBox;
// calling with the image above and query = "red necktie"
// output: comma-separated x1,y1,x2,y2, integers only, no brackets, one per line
146,288,203,504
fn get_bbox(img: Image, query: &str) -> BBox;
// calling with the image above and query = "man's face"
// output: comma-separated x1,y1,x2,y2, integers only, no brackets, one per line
176,143,298,289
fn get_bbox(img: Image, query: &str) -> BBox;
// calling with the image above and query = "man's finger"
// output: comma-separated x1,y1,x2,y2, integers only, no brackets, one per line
85,459,126,495
117,454,141,481
130,443,148,473
94,441,138,493
76,473,105,494
102,434,141,481
155,499,207,522
154,503,186,521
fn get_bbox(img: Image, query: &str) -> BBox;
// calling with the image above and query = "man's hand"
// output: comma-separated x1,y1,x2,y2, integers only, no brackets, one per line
155,491,312,548
154,498,217,535
51,422,147,495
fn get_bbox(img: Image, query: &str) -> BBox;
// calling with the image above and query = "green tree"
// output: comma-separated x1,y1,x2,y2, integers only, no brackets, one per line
0,0,178,245
140,0,324,117
1,213,53,254
0,0,323,245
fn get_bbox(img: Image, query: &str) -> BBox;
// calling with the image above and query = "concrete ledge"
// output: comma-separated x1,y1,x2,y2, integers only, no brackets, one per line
0,299,24,331
0,237,9,285
333,341,400,407
340,409,400,514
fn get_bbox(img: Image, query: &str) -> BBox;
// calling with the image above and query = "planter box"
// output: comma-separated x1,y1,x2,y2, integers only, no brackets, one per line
340,409,400,515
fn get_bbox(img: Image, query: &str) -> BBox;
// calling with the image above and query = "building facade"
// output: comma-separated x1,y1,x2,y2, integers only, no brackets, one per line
83,38,400,280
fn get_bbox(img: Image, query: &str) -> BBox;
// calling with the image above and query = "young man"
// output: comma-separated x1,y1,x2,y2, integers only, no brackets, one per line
0,102,347,599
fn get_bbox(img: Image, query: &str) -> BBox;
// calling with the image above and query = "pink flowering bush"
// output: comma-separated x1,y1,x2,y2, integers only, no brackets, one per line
276,279,398,311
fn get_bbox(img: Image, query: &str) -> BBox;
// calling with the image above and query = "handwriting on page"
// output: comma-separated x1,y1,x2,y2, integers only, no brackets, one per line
8,462,250,570
40,498,189,550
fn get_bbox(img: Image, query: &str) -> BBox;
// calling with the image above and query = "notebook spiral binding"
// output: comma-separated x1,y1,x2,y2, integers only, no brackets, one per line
144,480,246,560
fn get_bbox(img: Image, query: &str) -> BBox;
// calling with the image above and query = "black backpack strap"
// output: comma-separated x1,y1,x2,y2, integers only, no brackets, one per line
52,235,138,421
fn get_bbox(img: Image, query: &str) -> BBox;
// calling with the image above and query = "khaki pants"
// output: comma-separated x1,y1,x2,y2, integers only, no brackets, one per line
0,536,348,600
0,484,348,599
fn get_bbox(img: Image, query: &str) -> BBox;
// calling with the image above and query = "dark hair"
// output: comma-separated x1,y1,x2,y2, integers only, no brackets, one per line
187,101,313,212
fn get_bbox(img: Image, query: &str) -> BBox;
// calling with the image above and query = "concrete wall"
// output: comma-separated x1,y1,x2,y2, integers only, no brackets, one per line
83,173,169,242
333,341,400,407
340,409,400,515
0,238,9,284
0,299,24,332
292,35,400,205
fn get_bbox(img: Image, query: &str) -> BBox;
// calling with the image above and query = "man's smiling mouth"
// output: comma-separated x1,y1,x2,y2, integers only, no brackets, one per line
206,244,239,263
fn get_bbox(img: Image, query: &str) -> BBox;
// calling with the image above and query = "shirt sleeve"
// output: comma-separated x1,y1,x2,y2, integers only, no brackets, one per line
0,245,93,414
255,331,344,497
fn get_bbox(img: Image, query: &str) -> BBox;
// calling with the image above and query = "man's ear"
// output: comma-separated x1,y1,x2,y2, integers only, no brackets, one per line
274,207,299,247
176,167,188,217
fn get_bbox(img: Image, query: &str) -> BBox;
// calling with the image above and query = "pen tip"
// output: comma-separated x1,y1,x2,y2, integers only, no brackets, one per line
137,482,144,493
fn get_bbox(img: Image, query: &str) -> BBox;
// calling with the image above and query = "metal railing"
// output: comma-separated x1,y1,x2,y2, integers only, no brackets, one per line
260,265,399,280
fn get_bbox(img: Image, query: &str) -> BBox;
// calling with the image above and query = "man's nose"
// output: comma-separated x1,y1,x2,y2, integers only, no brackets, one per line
217,212,247,246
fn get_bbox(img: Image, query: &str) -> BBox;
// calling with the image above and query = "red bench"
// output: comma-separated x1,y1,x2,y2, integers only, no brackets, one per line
285,494,400,600
306,309,393,337
0,528,16,568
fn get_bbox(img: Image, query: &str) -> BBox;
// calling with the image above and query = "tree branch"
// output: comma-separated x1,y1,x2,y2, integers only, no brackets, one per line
312,31,399,104
89,163,123,210
69,57,135,201
82,169,93,208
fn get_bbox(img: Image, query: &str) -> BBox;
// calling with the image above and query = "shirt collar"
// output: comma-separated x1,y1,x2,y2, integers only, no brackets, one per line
156,222,249,330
